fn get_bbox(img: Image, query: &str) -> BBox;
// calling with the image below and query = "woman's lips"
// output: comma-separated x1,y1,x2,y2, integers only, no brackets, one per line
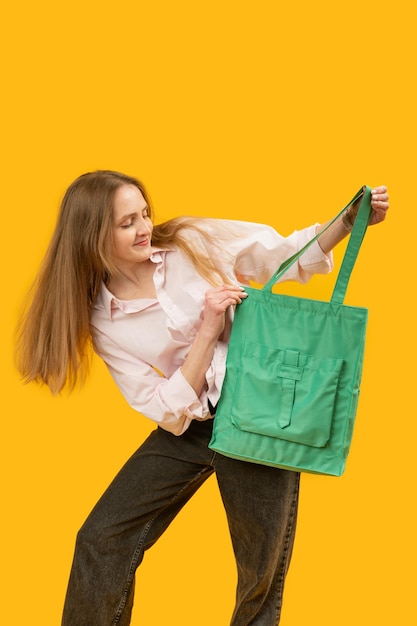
134,238,149,246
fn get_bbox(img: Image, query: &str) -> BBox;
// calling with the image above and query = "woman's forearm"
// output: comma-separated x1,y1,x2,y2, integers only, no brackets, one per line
180,284,248,397
180,328,218,397
316,212,351,254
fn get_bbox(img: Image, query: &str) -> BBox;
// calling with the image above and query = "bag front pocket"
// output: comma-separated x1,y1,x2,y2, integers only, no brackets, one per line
230,340,343,448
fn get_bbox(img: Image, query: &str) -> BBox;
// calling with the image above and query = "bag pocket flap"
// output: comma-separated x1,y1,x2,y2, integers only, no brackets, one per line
230,340,343,448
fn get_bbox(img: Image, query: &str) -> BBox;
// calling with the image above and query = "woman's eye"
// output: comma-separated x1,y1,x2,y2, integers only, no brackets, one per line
121,222,133,229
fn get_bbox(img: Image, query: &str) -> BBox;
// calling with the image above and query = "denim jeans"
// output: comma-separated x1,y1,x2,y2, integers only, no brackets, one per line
62,418,300,625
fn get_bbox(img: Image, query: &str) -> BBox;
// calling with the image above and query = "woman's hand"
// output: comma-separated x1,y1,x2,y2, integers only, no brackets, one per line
369,186,389,226
200,284,248,340
342,185,389,233
180,284,247,397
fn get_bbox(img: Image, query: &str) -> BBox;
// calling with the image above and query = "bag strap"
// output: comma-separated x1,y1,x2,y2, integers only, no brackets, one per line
262,186,372,305
331,186,371,304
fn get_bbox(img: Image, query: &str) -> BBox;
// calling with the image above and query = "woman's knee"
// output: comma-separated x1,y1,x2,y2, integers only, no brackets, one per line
74,506,110,552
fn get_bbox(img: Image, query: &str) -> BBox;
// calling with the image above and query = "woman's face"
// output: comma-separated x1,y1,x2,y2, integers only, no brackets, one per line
111,184,153,269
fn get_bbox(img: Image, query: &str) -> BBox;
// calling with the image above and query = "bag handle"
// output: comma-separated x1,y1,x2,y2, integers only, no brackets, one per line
262,186,372,305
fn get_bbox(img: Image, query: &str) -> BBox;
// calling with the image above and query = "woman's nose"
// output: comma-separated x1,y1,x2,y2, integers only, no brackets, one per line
136,217,151,235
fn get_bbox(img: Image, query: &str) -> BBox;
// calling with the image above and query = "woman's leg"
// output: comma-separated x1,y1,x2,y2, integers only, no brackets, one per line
214,454,300,626
62,420,215,626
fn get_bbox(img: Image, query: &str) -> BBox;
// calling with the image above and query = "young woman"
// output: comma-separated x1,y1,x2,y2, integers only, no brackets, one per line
16,170,389,625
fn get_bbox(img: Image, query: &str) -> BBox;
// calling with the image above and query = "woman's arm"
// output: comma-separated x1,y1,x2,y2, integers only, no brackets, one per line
93,283,247,434
180,284,247,395
316,186,389,254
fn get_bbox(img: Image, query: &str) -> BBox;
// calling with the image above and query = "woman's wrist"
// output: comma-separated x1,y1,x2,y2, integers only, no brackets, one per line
342,196,361,233
342,210,355,232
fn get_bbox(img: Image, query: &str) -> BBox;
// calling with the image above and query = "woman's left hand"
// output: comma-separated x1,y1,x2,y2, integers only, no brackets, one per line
369,186,389,225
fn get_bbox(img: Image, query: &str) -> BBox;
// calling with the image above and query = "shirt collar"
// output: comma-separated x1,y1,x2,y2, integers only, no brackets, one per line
98,247,170,320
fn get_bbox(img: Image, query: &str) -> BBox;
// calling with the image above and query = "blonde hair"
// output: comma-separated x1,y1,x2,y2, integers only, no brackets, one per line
16,170,228,394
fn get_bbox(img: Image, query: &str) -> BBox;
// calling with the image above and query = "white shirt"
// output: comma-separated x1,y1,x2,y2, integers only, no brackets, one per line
90,219,333,435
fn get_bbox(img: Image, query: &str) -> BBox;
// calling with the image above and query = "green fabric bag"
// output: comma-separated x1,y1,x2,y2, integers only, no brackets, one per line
209,186,372,476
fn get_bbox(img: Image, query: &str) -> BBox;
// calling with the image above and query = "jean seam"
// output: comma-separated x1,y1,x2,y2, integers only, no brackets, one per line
111,464,212,625
274,472,300,621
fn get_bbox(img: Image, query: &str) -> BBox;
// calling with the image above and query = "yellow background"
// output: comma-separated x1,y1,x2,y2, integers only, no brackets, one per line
1,1,415,624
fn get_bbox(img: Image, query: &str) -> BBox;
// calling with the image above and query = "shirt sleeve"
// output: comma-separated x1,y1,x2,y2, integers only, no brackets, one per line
92,328,210,436
200,220,334,285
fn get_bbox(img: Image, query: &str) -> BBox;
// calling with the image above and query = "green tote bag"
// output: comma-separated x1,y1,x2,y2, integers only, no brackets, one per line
209,186,372,476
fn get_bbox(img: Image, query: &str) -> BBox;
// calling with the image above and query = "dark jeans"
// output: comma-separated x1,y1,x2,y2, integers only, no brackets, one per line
62,419,300,625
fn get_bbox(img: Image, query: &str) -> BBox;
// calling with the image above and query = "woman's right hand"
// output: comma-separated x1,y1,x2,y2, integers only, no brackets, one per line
180,284,247,397
200,284,248,339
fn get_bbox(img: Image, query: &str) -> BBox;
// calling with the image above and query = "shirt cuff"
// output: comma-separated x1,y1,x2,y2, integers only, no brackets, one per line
158,368,209,421
298,225,334,273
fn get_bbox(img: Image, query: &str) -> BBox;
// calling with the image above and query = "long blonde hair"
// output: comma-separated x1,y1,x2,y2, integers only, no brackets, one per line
16,170,228,394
